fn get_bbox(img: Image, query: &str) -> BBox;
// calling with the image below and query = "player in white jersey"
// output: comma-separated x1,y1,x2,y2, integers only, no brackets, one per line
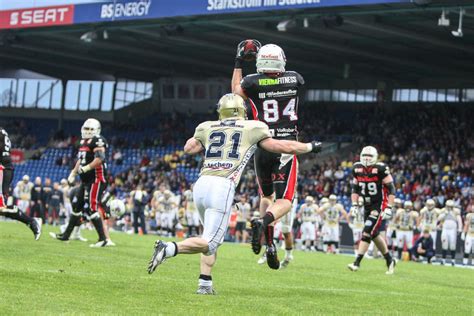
394,201,418,260
159,190,178,237
183,186,200,237
151,184,166,234
14,175,33,214
349,197,365,256
386,198,402,255
147,93,320,294
461,208,474,265
417,199,440,250
438,200,462,265
319,195,349,254
300,196,319,251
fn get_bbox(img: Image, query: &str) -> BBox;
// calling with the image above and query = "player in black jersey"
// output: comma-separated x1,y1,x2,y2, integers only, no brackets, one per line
50,118,110,247
0,127,42,240
232,41,321,269
347,146,397,274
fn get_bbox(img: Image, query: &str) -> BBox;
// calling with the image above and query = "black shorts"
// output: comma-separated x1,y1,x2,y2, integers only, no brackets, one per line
235,222,246,232
254,148,298,201
75,181,107,214
0,166,13,207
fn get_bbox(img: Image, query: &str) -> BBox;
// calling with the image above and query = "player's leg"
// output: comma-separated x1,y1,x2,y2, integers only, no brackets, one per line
449,229,456,265
197,253,217,295
280,202,295,267
322,224,330,253
463,236,472,265
332,225,340,254
88,182,108,247
0,167,41,240
440,229,448,264
397,231,406,260
52,184,85,241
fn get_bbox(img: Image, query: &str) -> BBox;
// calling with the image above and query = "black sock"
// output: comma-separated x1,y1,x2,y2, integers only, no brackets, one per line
334,242,339,249
397,248,402,259
1,209,33,225
262,212,275,245
199,274,212,281
91,215,106,241
63,213,81,238
442,250,447,259
383,252,393,266
354,254,364,266
451,251,456,260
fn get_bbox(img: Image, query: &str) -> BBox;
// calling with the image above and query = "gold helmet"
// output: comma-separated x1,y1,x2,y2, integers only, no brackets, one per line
217,93,247,120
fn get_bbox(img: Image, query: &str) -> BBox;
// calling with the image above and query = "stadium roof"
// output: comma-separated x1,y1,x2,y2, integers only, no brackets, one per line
1,0,474,87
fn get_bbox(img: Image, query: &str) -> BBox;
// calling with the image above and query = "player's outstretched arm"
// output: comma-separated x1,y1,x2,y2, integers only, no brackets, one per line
259,138,321,155
184,137,204,155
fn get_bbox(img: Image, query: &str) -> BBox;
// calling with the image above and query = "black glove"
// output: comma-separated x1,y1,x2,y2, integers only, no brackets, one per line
235,39,261,68
310,141,322,153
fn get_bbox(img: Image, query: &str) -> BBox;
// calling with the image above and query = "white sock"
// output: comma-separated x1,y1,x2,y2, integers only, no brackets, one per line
165,242,177,258
199,278,212,287
285,249,293,257
463,258,468,265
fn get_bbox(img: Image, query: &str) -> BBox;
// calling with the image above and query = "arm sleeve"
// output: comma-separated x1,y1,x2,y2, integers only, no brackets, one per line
385,182,396,195
351,169,361,194
193,123,206,147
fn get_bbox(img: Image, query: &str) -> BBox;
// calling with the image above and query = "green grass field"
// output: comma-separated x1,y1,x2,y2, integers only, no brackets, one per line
0,222,472,315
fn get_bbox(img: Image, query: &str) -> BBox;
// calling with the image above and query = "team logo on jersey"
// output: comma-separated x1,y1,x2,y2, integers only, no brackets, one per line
204,161,234,170
372,169,378,174
265,89,297,98
96,139,105,147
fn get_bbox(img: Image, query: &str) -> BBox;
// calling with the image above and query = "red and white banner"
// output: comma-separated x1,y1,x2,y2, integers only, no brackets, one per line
10,149,25,164
0,5,75,29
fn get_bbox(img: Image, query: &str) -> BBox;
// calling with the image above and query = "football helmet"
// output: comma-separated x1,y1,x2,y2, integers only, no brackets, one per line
256,44,286,74
329,194,337,204
81,118,101,139
217,93,246,120
445,199,454,209
404,201,413,210
109,199,126,217
394,198,402,207
22,175,29,182
426,199,435,209
320,197,329,205
305,196,314,204
360,146,378,167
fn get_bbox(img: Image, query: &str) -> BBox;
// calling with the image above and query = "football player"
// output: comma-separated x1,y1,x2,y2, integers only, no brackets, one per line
151,184,166,235
183,185,200,237
438,200,462,265
418,199,440,250
235,195,251,243
0,127,41,239
14,175,33,215
50,118,109,247
147,93,321,294
386,198,402,256
300,196,318,251
394,201,418,260
347,146,397,274
159,190,178,237
461,208,474,265
349,196,365,256
319,194,348,254
231,40,321,269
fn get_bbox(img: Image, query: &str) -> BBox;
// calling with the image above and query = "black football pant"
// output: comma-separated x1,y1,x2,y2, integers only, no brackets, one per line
0,167,34,226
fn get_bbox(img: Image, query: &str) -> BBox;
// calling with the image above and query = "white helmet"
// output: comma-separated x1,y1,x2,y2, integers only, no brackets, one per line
394,198,402,207
320,197,329,205
360,146,378,167
404,201,413,209
305,196,314,204
445,200,454,209
109,199,126,217
22,175,30,182
426,199,435,209
81,118,101,139
256,44,286,74
329,194,337,204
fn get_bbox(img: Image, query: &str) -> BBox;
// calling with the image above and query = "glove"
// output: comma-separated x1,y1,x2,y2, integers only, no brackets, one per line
235,39,261,68
350,206,359,217
382,207,393,220
310,141,322,153
78,165,92,175
67,171,77,185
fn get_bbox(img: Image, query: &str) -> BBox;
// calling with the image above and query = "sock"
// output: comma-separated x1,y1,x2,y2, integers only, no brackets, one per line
1,209,33,225
463,254,468,265
262,212,275,245
451,251,456,260
442,250,447,259
354,254,364,266
165,242,178,258
383,252,393,266
398,248,402,260
63,213,82,238
323,243,328,252
91,215,106,241
198,274,212,287
285,248,293,258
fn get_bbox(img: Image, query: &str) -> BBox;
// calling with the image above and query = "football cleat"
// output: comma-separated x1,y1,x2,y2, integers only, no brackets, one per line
196,286,217,295
89,240,108,248
250,218,263,255
29,218,42,241
49,232,69,242
257,254,267,265
347,263,359,272
105,239,116,247
386,259,397,275
265,244,280,270
148,240,167,274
